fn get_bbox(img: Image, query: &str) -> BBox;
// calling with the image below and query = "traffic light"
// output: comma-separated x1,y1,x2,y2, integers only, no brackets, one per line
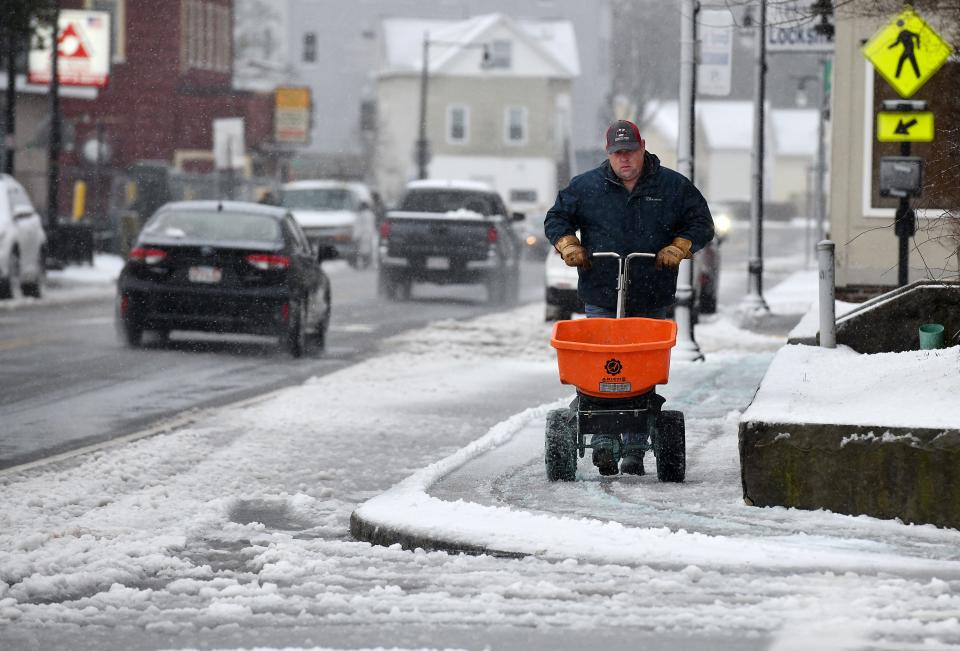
811,0,834,38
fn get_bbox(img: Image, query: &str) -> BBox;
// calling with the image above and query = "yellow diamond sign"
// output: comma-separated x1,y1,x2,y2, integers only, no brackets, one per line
862,8,954,98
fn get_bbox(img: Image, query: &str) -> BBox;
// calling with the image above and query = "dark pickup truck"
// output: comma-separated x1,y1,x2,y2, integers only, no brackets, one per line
377,180,525,303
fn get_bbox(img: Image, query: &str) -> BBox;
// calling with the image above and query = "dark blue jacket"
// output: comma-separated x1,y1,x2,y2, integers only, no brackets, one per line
544,153,714,310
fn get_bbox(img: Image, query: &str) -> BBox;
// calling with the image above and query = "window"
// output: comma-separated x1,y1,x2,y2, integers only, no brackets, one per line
85,0,125,63
504,106,528,145
181,1,230,72
488,39,512,69
446,105,469,144
303,32,317,63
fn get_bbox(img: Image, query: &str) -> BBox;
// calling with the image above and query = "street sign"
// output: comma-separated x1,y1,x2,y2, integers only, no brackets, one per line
213,118,246,170
274,87,311,145
766,0,834,52
877,111,935,142
698,10,733,96
879,156,923,198
28,10,112,87
862,8,954,98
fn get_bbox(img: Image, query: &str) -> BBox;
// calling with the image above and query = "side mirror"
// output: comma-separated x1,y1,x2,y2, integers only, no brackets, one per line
511,212,525,222
358,201,371,211
13,207,34,220
316,245,339,262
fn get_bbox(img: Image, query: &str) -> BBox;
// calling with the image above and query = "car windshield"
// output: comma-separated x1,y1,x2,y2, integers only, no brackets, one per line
142,210,282,243
399,190,497,216
280,188,357,211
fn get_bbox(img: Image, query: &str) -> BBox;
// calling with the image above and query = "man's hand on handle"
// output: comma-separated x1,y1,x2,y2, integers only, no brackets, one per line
555,235,591,270
655,237,693,270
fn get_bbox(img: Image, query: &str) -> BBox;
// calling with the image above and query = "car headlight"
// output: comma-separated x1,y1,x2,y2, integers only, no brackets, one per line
714,212,733,239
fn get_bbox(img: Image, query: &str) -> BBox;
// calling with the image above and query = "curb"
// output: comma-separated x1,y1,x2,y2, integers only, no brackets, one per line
349,510,526,559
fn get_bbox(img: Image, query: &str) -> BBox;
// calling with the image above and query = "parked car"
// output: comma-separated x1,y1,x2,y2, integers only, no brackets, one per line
377,179,524,303
0,174,47,299
116,201,334,357
544,208,732,320
279,180,377,269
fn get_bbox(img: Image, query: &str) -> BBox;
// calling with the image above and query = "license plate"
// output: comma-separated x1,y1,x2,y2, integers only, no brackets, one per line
188,266,222,283
426,256,449,270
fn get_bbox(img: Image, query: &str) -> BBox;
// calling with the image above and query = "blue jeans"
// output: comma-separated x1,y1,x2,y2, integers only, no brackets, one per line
584,303,668,451
584,304,669,320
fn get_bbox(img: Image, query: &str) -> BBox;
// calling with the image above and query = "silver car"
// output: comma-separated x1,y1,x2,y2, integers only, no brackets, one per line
0,174,47,299
280,180,378,269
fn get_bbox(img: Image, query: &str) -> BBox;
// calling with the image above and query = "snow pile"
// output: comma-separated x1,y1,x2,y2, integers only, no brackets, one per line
0,254,124,311
742,343,960,428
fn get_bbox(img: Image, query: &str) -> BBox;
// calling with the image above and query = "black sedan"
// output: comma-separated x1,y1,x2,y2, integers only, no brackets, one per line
116,201,334,357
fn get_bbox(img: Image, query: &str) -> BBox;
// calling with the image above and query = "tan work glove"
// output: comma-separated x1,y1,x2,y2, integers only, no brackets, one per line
655,237,693,270
555,234,591,270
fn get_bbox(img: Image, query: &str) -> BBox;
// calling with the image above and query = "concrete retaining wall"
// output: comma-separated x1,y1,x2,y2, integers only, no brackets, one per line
740,420,960,529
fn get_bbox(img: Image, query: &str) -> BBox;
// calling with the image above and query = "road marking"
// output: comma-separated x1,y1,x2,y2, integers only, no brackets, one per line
0,336,57,351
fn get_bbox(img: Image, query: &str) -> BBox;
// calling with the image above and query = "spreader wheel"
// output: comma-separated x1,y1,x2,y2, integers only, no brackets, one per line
545,409,577,482
654,410,686,482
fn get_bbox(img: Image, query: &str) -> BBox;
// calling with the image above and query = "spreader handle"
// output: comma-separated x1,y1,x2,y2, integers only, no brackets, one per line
589,252,657,318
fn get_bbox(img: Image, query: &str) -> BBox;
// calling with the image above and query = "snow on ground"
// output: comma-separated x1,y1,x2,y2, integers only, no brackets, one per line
742,343,960,428
0,254,124,311
2,295,960,649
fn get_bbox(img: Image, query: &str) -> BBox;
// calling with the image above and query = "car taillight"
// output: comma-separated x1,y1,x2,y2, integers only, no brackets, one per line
120,294,130,317
246,254,290,270
487,226,498,244
379,221,391,239
128,247,167,264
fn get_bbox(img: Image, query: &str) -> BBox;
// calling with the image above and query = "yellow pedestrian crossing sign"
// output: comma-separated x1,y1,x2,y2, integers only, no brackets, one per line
876,111,934,142
862,8,954,98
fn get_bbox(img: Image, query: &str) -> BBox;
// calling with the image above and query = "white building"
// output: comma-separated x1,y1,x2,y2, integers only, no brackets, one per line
374,13,579,214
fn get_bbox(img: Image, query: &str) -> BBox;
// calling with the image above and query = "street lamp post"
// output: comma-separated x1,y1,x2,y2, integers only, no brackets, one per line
674,0,703,362
415,35,490,180
740,0,769,314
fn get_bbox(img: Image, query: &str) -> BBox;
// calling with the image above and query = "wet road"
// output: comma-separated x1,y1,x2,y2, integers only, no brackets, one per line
0,259,546,470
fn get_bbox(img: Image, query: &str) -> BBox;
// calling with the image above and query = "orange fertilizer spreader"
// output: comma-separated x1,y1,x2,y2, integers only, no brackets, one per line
545,252,686,482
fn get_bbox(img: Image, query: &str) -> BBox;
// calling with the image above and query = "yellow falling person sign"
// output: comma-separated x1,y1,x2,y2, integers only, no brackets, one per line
862,7,954,98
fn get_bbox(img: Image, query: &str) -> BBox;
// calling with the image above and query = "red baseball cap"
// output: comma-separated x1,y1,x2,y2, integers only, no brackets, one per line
605,120,642,154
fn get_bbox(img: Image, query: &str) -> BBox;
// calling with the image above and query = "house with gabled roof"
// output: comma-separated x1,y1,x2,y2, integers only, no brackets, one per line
373,12,579,217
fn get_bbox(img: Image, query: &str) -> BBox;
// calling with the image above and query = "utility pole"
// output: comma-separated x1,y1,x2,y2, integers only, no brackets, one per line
4,30,17,176
415,36,490,181
816,57,829,243
416,35,430,180
46,0,61,238
674,0,704,362
740,0,769,313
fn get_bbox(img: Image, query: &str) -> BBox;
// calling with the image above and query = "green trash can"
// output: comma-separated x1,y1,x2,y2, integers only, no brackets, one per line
919,323,945,350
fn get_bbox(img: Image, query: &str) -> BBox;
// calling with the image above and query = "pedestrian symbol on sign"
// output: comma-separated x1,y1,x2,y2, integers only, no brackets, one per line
889,20,921,78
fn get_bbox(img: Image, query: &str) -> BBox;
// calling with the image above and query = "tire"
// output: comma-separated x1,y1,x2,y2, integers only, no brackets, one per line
312,293,330,353
283,299,307,358
545,409,577,482
378,271,411,301
654,410,686,482
698,280,717,315
21,249,46,298
121,317,143,348
487,270,508,305
377,270,392,298
0,250,22,300
545,303,572,322
506,269,520,305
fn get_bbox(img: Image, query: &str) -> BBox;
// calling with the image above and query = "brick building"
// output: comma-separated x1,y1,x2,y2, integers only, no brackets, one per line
56,0,273,217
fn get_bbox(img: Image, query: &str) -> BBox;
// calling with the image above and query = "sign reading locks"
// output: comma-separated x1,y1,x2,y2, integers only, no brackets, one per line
604,358,623,375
